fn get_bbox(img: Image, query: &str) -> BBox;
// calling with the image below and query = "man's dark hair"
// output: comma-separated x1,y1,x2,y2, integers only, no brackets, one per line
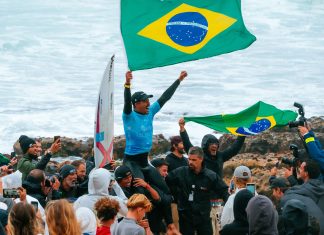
71,160,86,169
304,159,321,179
170,136,182,151
188,146,204,158
26,169,45,184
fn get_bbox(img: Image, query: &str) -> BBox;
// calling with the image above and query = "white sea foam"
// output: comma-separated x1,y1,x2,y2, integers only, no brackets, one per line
0,0,323,153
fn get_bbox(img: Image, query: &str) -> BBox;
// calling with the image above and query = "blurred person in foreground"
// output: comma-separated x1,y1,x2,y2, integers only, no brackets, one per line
74,168,127,217
95,197,120,235
8,202,43,235
220,189,254,235
246,195,278,235
75,207,97,235
114,193,153,235
45,199,81,235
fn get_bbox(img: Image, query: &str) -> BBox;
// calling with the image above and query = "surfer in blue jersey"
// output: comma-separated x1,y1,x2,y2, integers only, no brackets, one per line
122,70,187,193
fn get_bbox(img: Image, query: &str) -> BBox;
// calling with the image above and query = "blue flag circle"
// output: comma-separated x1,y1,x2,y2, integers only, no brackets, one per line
236,119,272,135
166,12,208,46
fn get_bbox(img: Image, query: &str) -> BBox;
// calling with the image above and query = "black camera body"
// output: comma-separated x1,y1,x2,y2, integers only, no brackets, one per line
281,144,303,167
45,173,60,187
288,102,306,128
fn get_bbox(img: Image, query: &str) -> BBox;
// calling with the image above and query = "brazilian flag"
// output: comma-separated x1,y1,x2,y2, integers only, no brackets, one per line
184,101,298,136
121,0,256,70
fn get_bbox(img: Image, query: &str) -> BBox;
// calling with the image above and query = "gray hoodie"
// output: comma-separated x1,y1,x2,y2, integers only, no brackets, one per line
246,195,278,235
74,168,127,217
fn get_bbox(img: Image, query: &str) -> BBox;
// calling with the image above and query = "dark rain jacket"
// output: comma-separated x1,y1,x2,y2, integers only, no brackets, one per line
281,199,309,235
280,179,324,235
22,180,60,208
180,130,245,179
166,166,229,218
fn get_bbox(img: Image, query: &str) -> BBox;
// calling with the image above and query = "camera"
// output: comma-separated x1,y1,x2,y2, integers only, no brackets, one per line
281,144,308,168
45,173,59,187
288,102,306,128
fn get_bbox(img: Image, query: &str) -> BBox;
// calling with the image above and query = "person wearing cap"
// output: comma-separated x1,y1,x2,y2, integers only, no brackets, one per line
122,71,187,194
114,165,133,198
151,158,169,178
270,177,290,201
221,165,253,229
58,164,80,200
17,135,61,181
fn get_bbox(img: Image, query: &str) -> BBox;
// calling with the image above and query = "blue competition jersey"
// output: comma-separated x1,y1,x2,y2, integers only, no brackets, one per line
122,102,160,155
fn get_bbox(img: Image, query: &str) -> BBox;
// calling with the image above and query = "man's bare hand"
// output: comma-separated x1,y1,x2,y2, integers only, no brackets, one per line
178,71,187,81
133,178,148,188
49,138,61,154
125,71,133,84
298,126,309,136
179,118,185,132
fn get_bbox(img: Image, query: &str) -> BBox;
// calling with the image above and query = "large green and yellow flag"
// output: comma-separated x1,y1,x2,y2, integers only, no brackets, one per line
121,0,256,70
184,101,297,136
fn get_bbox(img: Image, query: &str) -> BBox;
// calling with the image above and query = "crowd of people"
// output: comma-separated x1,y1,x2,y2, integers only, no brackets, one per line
0,71,323,235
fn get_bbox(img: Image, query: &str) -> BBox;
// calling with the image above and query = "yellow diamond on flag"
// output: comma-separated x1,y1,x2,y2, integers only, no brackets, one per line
137,3,237,54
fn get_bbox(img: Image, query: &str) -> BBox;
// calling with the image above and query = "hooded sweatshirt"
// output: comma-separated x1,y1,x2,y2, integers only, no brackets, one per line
283,179,324,214
246,195,278,235
221,189,253,235
280,181,324,235
281,199,309,235
74,168,127,217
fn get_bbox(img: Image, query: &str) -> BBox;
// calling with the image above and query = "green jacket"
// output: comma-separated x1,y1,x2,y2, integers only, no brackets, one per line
17,153,52,181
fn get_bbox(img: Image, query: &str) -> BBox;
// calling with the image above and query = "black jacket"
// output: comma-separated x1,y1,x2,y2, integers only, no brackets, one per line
166,166,229,217
180,130,245,179
165,152,188,172
22,180,60,208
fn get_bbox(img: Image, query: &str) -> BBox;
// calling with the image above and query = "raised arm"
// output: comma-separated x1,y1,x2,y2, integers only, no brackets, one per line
36,139,61,170
221,136,246,162
179,118,193,153
123,71,133,115
157,71,187,108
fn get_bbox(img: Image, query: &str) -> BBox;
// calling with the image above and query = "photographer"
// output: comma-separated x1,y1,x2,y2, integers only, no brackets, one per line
299,125,324,175
22,169,60,208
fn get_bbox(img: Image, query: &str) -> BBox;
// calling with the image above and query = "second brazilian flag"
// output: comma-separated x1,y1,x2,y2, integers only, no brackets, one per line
121,0,256,70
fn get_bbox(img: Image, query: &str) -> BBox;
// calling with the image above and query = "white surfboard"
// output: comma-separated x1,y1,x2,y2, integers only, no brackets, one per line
94,55,114,168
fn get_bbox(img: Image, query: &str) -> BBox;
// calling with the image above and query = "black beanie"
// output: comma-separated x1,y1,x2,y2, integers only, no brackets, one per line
59,165,76,179
19,135,36,154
